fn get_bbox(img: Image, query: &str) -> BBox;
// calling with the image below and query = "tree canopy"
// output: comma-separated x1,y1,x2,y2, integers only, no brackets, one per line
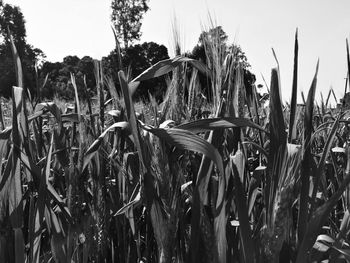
102,41,169,101
39,42,169,101
111,0,149,49
40,55,95,100
191,26,250,68
0,2,254,106
188,26,254,100
0,2,45,97
123,41,169,100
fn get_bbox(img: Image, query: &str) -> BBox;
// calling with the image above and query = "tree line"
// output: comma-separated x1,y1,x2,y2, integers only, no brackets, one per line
0,0,254,102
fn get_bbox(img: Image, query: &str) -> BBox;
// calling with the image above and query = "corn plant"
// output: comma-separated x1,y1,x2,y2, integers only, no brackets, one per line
2,27,350,263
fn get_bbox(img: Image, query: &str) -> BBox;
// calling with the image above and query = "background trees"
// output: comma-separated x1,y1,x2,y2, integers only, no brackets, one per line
0,0,169,101
188,26,253,101
40,56,95,100
190,26,249,68
0,1,45,97
122,41,169,100
0,1,254,105
39,42,169,101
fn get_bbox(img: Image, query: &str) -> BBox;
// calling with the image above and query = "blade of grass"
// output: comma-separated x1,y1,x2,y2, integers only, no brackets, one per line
93,61,105,134
111,26,123,69
325,88,332,108
10,86,25,263
267,67,287,229
83,75,96,136
301,91,306,105
176,117,267,134
232,162,255,263
32,134,54,263
118,71,147,171
298,60,319,243
71,74,84,174
289,29,299,143
8,30,23,89
131,56,211,84
344,39,350,110
0,98,4,129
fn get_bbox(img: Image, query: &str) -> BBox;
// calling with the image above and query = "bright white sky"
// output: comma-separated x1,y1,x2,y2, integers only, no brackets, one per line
6,0,350,103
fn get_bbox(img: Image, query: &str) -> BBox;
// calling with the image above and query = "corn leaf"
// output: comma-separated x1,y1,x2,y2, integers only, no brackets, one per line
10,86,25,263
9,31,23,89
143,126,224,176
32,135,54,263
267,67,287,228
119,71,148,170
289,29,299,143
14,228,25,263
232,162,256,263
346,39,350,99
83,121,129,170
176,117,267,134
310,113,342,214
298,60,319,242
296,149,350,262
131,56,211,83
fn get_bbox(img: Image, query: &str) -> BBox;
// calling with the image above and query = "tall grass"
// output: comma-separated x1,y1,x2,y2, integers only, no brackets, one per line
1,29,350,263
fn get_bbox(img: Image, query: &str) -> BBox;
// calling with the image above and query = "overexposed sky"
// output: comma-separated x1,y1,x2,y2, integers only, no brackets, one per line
6,0,350,103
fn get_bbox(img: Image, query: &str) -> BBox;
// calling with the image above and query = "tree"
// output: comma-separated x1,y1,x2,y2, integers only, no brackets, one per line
0,2,45,97
40,55,95,100
188,26,252,100
191,26,249,67
111,0,149,49
101,41,169,101
0,1,26,51
39,41,168,101
198,25,228,45
122,41,169,100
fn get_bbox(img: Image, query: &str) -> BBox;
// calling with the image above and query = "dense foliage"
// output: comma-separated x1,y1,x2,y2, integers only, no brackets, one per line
0,2,45,98
111,0,149,48
0,1,168,102
2,1,350,263
39,41,169,101
1,25,350,263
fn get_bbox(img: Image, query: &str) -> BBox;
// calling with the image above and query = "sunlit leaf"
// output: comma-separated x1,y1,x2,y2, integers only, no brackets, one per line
132,56,211,83
143,126,224,176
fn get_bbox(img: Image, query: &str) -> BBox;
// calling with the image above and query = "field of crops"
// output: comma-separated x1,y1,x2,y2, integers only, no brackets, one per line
1,28,350,263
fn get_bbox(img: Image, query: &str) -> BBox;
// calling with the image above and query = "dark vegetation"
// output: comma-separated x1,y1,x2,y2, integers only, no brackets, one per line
3,1,350,263
0,1,253,103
